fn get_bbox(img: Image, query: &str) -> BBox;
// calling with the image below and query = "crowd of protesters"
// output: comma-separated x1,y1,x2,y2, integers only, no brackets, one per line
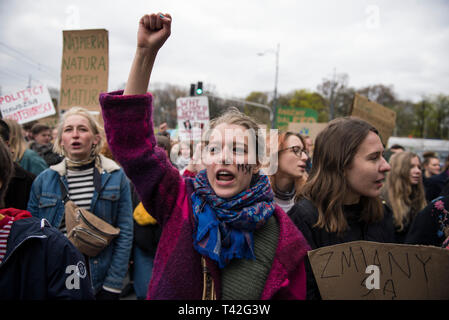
0,12,448,301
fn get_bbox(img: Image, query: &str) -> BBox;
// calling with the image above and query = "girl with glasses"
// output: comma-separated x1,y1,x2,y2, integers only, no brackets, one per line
268,132,308,214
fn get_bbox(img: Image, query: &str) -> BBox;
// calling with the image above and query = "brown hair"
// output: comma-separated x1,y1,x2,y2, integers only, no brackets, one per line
269,131,306,199
0,138,14,208
422,151,438,167
30,123,50,136
301,117,384,234
383,152,427,231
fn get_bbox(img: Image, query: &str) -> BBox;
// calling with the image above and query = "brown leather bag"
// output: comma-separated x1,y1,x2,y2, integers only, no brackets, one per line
59,179,120,257
64,200,120,257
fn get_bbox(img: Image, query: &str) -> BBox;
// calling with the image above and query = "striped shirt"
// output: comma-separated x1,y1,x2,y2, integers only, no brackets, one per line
0,219,14,264
60,165,95,236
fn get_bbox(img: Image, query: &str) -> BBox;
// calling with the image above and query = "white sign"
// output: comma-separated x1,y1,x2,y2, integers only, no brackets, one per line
176,96,209,141
0,85,56,124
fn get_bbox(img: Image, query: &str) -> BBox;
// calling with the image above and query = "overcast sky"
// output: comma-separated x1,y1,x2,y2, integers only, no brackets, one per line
0,0,448,102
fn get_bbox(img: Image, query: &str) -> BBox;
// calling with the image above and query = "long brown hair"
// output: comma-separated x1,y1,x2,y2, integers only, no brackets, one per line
382,151,427,231
301,117,384,234
269,131,306,199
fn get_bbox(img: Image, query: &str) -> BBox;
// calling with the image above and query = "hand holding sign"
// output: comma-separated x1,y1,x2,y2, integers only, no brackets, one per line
138,13,171,52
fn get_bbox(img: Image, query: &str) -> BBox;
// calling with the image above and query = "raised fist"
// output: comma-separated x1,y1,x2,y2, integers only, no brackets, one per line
137,13,172,52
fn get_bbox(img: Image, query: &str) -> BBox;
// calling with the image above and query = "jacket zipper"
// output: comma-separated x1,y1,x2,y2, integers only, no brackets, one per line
73,226,108,246
77,209,117,237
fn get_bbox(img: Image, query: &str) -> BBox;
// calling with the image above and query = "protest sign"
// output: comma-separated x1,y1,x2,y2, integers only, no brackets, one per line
308,241,449,300
60,29,108,113
350,94,396,145
176,96,209,141
276,106,318,131
288,122,327,142
0,85,56,124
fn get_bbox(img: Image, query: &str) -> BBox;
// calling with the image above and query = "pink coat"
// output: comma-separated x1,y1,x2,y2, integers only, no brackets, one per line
100,91,310,300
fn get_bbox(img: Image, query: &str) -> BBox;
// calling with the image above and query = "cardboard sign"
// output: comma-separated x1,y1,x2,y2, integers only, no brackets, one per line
276,106,318,131
0,85,56,124
308,241,449,300
287,122,327,141
176,96,209,141
60,29,109,113
350,94,396,145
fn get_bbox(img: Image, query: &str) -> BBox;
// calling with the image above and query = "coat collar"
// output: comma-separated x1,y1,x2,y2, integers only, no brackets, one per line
50,154,120,176
260,206,310,299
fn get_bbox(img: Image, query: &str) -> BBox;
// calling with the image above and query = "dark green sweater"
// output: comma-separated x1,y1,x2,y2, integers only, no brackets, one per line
221,216,279,300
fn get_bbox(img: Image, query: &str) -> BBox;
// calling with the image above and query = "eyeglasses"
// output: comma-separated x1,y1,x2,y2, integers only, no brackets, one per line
279,146,309,158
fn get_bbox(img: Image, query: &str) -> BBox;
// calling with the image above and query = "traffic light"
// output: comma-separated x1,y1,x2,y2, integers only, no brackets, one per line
190,84,195,96
196,81,203,95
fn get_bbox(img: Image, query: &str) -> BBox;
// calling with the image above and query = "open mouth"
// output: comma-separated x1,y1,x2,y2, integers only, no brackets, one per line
216,170,235,182
71,142,81,148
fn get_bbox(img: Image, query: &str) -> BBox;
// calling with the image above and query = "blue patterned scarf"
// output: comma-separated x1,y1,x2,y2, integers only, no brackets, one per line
191,170,275,268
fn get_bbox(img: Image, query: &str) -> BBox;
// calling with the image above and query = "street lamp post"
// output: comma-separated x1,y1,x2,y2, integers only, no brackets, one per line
257,43,280,129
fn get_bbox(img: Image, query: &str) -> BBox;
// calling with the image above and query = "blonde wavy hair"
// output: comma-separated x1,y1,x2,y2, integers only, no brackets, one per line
3,119,28,162
383,151,427,231
53,107,104,157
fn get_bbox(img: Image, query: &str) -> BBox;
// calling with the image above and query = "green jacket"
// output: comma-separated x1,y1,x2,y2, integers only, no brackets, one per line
18,149,48,176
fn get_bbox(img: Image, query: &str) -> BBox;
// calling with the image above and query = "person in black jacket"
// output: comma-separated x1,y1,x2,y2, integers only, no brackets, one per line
28,123,63,166
288,117,396,300
405,195,449,248
0,119,36,210
425,165,449,202
0,137,94,300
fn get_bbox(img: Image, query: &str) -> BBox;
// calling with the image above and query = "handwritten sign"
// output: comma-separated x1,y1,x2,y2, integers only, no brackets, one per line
0,85,56,124
276,106,318,131
176,96,209,141
287,122,327,142
350,94,396,145
308,241,449,300
60,29,108,112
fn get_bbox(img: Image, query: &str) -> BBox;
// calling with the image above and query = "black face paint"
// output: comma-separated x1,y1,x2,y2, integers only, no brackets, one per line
237,164,252,175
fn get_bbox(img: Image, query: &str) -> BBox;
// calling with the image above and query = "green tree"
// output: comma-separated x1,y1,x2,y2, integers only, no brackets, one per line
424,94,449,139
287,89,328,122
411,98,433,138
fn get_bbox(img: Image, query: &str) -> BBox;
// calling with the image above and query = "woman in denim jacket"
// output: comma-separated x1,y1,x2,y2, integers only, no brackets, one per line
27,107,133,300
